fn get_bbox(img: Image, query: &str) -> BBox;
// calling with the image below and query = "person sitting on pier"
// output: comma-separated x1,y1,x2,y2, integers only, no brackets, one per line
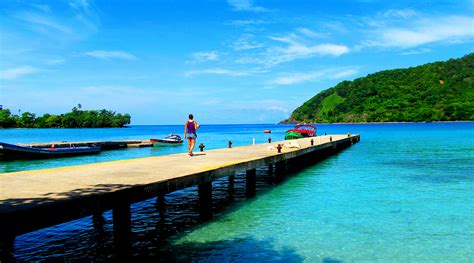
184,114,199,156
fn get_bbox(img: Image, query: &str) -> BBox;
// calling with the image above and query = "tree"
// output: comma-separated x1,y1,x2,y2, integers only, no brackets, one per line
0,109,15,128
0,106,132,128
19,112,36,128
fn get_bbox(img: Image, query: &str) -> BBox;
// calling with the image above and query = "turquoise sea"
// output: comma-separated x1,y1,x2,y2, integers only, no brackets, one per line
1,123,473,262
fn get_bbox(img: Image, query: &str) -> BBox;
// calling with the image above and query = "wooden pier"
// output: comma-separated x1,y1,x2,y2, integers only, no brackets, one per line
0,134,359,259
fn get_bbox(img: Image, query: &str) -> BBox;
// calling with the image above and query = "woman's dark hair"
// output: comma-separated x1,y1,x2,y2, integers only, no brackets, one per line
189,114,193,120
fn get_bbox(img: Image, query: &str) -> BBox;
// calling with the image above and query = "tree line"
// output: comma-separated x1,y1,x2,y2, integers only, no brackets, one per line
0,105,131,128
284,53,474,123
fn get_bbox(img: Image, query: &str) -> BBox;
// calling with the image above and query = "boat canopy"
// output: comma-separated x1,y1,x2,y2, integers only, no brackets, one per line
286,124,317,136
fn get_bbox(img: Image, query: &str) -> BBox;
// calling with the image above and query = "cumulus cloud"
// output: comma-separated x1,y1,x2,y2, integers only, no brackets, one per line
0,66,40,80
84,50,137,60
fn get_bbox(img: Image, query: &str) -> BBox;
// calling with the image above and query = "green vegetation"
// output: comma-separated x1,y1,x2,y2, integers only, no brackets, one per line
320,93,345,115
0,105,131,128
284,53,474,123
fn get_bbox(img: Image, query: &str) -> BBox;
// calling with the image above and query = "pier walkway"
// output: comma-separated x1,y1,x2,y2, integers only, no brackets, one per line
0,134,359,258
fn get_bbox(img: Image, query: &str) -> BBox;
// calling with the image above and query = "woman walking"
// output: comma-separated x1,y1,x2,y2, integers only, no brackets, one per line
184,114,199,156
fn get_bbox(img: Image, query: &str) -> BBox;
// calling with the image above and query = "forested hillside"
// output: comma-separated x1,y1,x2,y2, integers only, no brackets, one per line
284,53,474,123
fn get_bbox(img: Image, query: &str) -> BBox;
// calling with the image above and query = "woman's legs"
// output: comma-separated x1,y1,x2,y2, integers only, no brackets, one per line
188,138,196,155
190,138,196,153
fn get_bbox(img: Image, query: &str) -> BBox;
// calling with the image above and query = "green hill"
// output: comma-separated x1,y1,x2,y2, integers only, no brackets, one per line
284,53,474,123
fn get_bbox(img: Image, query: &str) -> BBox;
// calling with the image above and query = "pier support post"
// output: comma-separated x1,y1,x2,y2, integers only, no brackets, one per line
228,175,235,200
198,181,213,221
92,211,105,237
92,212,106,254
155,194,167,240
156,194,166,218
267,164,275,184
274,161,286,183
246,169,256,198
0,230,15,263
113,198,132,258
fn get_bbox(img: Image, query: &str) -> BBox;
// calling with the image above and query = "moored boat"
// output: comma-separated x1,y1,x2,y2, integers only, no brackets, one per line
0,142,101,160
150,134,183,146
284,124,317,140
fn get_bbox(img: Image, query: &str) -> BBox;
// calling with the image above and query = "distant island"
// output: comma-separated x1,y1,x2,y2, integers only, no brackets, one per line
0,105,131,128
282,53,474,123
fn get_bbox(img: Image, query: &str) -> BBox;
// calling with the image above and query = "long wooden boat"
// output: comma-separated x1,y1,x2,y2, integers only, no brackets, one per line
0,142,101,160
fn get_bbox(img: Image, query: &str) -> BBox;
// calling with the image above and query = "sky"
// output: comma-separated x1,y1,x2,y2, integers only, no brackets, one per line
1,0,473,124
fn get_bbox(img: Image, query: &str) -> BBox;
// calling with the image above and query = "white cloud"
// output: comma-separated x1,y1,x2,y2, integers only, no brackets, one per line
331,69,359,79
0,66,40,80
363,15,474,49
229,19,266,26
236,30,350,67
14,11,72,34
270,68,358,85
69,0,91,14
29,4,51,13
381,9,417,18
297,28,326,38
185,68,264,77
189,51,219,63
84,50,137,60
266,41,350,66
227,0,268,12
45,58,66,65
231,34,263,51
400,48,431,55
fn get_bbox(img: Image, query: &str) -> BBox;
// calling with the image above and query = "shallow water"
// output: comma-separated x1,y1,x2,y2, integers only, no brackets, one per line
2,123,473,262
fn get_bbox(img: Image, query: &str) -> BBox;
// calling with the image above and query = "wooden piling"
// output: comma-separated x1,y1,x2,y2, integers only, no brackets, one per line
246,169,257,197
112,197,132,257
228,175,235,200
198,182,213,221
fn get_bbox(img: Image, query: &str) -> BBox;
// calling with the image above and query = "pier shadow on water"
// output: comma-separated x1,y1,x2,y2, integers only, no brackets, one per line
135,236,305,262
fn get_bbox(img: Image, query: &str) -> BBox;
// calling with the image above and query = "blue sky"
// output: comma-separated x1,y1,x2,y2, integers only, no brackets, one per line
1,0,473,124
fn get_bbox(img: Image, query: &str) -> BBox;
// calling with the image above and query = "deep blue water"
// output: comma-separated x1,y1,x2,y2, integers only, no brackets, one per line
1,123,473,262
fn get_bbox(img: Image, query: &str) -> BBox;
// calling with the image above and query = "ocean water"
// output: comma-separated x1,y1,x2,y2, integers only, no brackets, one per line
1,123,473,262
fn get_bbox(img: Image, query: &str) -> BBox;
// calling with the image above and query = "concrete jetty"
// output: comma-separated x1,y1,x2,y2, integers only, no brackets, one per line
0,134,360,258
